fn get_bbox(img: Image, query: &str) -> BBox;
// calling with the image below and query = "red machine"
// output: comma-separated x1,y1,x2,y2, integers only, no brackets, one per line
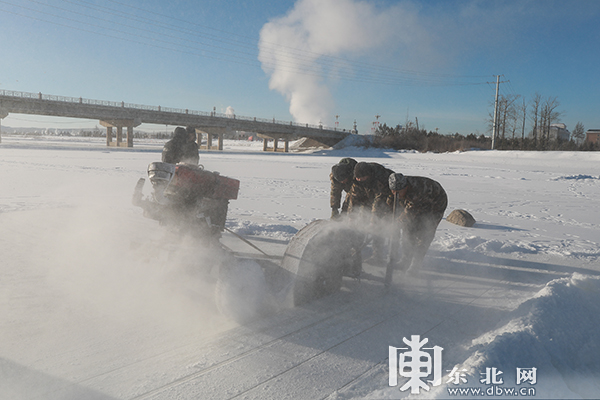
133,162,239,239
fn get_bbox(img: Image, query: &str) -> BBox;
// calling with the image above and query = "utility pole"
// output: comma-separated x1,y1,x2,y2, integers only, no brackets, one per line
491,75,500,150
372,114,381,135
489,75,508,150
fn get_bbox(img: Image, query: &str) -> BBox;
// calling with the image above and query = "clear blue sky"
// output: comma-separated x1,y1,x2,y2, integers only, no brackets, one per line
1,0,598,135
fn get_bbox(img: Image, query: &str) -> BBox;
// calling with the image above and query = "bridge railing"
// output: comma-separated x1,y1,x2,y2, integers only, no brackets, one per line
0,89,349,132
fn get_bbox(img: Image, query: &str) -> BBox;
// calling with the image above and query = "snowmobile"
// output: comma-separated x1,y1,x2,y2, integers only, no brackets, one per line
132,161,385,321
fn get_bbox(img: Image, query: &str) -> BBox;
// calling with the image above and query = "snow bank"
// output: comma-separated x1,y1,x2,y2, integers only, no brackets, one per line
435,234,600,263
332,134,375,149
426,273,600,399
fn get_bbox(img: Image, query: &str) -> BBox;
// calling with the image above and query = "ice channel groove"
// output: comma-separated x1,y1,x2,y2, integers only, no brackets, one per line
129,287,396,399
225,275,464,399
228,292,417,400
325,277,509,399
128,271,461,400
36,289,367,399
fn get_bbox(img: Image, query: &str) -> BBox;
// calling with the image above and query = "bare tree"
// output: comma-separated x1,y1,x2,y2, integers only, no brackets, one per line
498,94,519,148
520,97,527,144
540,96,561,147
529,92,542,147
572,121,585,144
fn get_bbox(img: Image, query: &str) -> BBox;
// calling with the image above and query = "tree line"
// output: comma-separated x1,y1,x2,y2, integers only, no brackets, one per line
373,121,491,153
373,92,596,153
488,92,591,151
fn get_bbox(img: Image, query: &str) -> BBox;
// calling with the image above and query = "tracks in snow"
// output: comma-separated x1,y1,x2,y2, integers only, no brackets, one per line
60,259,540,400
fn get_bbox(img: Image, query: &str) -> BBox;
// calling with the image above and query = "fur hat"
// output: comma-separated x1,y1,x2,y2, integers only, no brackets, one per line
338,157,357,167
173,126,188,140
389,173,408,191
332,163,354,182
331,164,352,182
354,162,373,179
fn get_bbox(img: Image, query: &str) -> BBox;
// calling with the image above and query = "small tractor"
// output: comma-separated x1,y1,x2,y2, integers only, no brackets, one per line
133,161,378,322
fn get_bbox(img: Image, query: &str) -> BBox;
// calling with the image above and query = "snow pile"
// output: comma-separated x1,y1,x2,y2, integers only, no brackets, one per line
332,133,375,149
435,233,600,264
428,273,600,399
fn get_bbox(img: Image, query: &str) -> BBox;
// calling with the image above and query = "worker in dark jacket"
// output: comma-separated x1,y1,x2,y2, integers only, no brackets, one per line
347,162,395,264
389,173,448,271
329,158,357,219
347,162,395,220
162,126,199,165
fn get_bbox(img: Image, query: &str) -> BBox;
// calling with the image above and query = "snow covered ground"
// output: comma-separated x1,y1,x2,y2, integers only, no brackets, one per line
1,134,599,399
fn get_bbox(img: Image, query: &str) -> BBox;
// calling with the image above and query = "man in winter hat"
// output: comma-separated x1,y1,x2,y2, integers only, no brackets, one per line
348,162,395,219
162,126,199,165
388,173,448,272
347,162,395,264
329,158,357,219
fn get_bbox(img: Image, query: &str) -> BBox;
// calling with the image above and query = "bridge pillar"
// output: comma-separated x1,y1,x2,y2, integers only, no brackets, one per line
116,126,123,146
105,126,113,146
0,108,7,144
258,133,292,152
127,125,134,147
100,119,140,147
197,127,227,151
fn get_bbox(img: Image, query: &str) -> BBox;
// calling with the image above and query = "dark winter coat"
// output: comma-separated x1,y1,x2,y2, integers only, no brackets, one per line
329,172,353,211
329,158,357,211
393,176,448,270
162,128,199,165
395,176,448,222
348,163,394,220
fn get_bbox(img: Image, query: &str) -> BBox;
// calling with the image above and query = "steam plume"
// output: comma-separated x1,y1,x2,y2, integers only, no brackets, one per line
258,0,404,125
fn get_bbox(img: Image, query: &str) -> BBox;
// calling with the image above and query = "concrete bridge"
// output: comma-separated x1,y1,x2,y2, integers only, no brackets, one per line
0,90,354,151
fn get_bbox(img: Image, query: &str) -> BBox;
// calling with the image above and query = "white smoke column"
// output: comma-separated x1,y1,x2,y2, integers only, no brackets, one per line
258,0,402,125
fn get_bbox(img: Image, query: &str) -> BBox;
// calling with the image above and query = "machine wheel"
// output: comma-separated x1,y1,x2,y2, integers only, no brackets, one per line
280,219,357,306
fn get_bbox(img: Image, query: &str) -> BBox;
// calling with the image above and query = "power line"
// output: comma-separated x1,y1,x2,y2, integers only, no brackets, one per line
78,0,489,82
1,0,490,88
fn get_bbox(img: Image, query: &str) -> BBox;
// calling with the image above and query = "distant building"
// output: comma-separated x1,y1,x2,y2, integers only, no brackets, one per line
549,123,571,142
585,129,600,144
